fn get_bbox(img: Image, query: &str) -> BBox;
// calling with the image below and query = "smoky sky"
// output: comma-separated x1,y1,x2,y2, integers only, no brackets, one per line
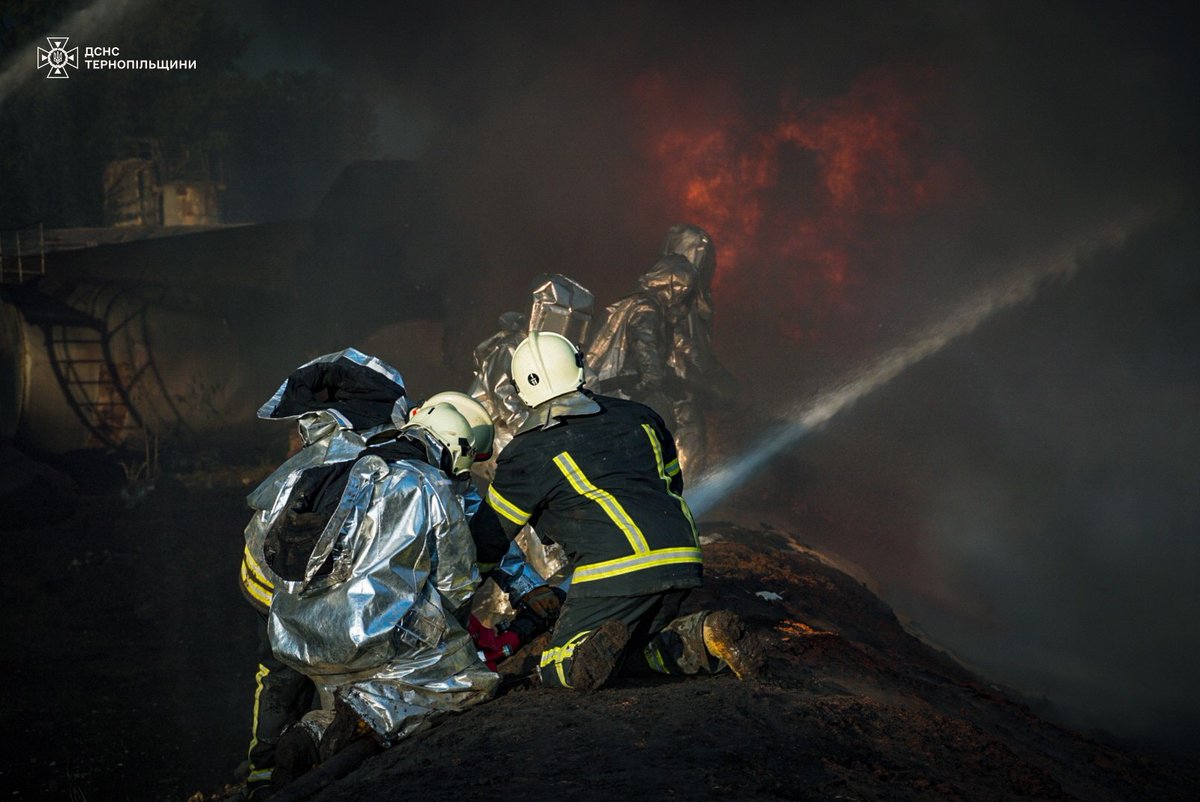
219,0,1200,750
223,0,1200,746
11,0,1197,751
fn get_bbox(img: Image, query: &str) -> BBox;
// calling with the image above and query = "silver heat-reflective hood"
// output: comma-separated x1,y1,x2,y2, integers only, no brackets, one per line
268,439,499,743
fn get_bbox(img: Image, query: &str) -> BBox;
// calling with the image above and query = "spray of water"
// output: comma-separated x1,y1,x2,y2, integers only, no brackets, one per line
0,0,152,108
685,215,1146,518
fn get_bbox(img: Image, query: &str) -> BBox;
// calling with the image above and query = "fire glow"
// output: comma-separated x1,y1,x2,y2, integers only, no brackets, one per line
635,66,974,345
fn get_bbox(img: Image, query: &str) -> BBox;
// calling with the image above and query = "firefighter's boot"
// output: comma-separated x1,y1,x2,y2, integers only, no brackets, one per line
569,619,630,691
702,610,761,680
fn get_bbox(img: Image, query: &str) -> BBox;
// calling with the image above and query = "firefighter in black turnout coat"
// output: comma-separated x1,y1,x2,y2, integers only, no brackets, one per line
470,332,758,690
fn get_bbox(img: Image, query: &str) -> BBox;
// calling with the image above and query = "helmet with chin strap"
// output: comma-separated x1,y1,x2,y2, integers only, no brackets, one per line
401,402,477,476
412,391,495,461
510,331,584,408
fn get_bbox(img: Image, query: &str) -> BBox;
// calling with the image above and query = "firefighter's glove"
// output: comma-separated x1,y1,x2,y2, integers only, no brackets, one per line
519,585,562,620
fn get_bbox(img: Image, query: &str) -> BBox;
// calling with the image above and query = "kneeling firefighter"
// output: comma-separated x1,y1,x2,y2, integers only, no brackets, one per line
470,332,759,691
238,352,556,795
265,401,499,781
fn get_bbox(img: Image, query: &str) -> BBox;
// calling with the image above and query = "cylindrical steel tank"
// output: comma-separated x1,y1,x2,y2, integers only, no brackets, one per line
2,278,261,453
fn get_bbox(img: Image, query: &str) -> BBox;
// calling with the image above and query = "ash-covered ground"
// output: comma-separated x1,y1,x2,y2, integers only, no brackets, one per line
2,463,1196,802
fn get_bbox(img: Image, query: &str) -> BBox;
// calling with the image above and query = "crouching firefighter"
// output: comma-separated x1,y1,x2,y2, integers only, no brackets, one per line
470,332,760,691
265,401,502,783
238,348,414,793
239,353,555,795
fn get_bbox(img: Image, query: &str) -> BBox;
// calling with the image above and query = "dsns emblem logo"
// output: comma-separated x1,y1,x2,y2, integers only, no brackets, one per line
527,373,541,386
37,37,79,79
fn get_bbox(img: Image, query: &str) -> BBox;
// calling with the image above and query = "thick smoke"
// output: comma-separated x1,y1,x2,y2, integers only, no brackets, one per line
246,0,1197,750
12,0,1196,750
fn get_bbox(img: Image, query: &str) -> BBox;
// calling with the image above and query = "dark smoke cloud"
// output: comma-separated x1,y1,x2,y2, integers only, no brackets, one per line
8,0,1185,749
228,0,1200,749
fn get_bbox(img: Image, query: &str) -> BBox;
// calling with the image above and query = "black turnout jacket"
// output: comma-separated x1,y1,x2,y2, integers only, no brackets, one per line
471,391,702,597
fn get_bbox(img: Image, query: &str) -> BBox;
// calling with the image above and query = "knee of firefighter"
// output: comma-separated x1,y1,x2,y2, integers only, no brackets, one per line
660,610,718,674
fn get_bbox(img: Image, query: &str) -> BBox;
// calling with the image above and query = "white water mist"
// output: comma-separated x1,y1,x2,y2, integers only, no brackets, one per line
685,216,1145,518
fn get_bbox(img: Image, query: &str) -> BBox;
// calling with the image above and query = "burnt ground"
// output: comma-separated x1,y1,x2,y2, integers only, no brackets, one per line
2,469,1198,801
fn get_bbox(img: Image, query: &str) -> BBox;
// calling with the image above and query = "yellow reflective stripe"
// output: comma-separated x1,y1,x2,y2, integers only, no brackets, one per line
247,663,270,769
248,768,274,782
540,629,594,689
642,424,699,544
644,642,669,674
243,546,275,592
665,458,680,476
487,485,532,526
552,451,650,554
240,554,273,608
573,546,703,584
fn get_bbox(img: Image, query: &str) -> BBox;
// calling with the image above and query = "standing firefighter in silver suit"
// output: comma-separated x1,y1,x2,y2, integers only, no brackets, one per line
265,402,500,783
660,223,732,474
586,254,701,468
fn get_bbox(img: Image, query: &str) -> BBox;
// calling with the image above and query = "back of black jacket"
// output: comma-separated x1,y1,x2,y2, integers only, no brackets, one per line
472,393,702,597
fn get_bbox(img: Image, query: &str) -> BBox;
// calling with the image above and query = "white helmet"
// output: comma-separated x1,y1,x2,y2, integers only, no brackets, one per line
510,331,584,408
413,391,495,461
401,402,476,476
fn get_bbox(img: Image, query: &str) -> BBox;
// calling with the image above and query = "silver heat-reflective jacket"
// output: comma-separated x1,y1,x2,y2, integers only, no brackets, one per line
468,312,528,450
268,437,499,744
661,224,718,383
242,348,410,615
585,254,697,398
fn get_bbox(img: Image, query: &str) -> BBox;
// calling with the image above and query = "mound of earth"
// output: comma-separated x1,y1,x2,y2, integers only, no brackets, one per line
2,473,1194,802
238,524,1198,802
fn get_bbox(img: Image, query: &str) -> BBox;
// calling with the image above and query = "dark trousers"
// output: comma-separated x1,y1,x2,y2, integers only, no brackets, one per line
246,615,316,783
538,590,720,688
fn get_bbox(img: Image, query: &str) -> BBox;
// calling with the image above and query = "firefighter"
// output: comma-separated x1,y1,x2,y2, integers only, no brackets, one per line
469,273,595,456
470,332,758,691
659,223,733,476
266,401,499,782
586,254,700,467
238,348,411,796
238,353,553,796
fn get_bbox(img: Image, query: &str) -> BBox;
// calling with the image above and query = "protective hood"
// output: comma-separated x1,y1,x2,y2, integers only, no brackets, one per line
257,347,410,444
528,272,595,347
661,223,716,289
637,254,698,308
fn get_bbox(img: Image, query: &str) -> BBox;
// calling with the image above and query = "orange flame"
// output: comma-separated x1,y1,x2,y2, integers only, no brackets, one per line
633,66,975,346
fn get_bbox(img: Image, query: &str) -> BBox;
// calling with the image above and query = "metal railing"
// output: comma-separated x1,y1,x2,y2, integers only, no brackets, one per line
0,223,47,284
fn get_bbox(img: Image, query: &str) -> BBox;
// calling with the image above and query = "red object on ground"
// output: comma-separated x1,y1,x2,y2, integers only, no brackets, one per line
467,615,522,670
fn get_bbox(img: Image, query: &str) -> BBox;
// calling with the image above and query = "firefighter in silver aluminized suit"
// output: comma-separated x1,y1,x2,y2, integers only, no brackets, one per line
238,350,550,796
659,223,732,475
585,253,703,470
266,402,499,781
239,348,412,793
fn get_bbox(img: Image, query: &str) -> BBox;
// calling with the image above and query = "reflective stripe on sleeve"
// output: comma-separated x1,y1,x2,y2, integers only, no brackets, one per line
241,547,274,607
552,451,651,554
487,484,532,526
